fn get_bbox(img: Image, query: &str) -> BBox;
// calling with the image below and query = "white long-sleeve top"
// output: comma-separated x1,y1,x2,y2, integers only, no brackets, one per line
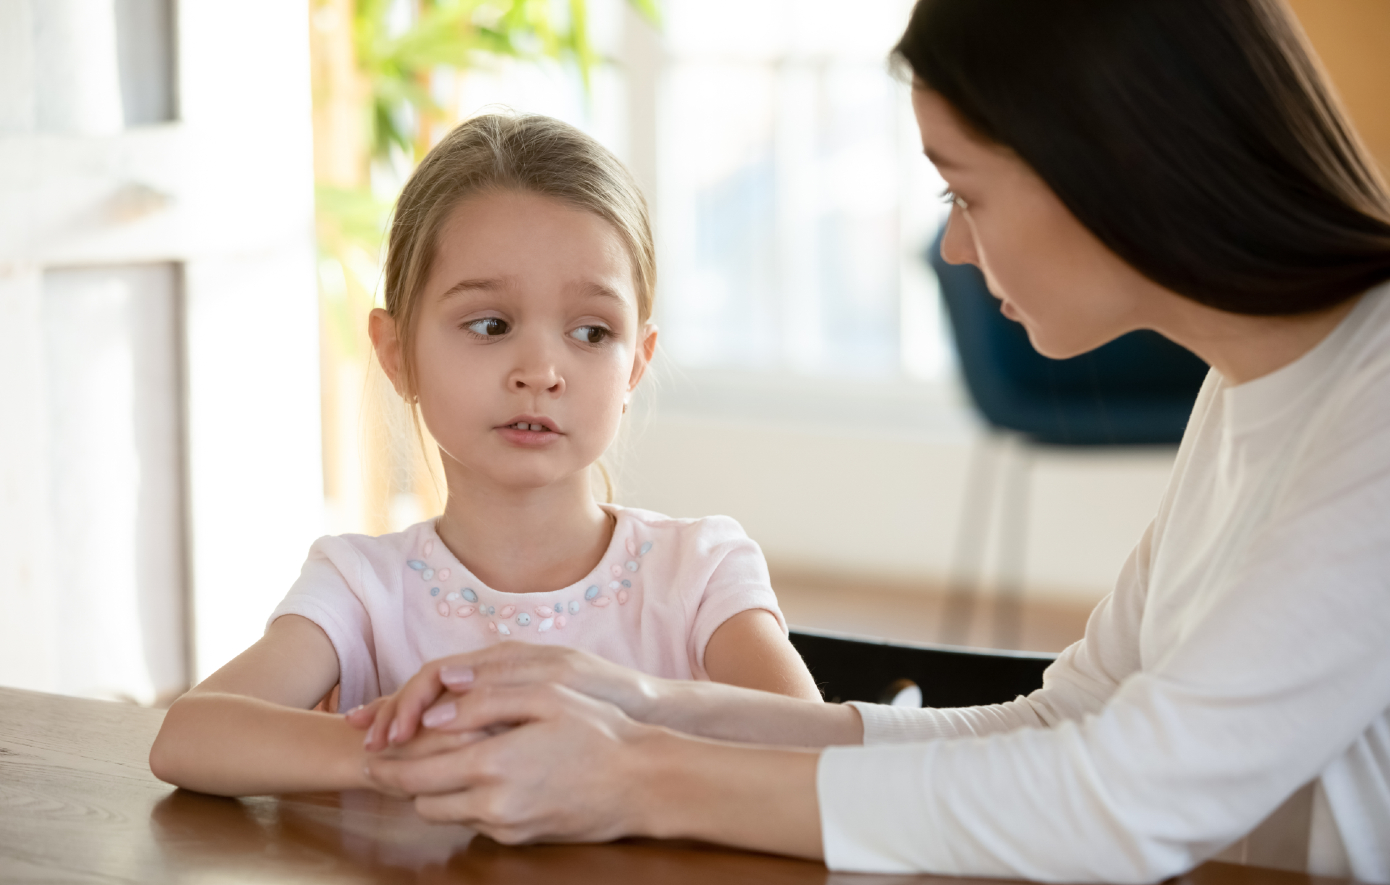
818,281,1390,884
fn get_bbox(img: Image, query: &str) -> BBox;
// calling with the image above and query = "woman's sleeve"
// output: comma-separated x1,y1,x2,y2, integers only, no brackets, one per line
267,535,380,710
816,405,1390,882
849,520,1153,744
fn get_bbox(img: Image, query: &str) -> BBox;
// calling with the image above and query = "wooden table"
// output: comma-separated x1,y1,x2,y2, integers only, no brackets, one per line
0,686,1349,884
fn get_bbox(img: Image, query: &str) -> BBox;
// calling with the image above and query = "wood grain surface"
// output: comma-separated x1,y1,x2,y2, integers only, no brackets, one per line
0,686,1348,884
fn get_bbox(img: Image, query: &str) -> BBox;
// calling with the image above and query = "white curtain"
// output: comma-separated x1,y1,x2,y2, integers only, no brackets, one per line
40,265,186,703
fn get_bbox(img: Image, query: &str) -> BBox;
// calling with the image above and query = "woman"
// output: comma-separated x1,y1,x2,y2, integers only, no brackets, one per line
356,0,1390,880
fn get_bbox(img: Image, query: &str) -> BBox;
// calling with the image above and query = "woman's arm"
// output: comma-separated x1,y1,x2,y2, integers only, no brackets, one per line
353,642,864,753
149,615,373,796
702,609,823,701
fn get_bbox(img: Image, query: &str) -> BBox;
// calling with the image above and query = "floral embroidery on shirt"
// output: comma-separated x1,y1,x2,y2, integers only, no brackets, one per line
407,533,654,634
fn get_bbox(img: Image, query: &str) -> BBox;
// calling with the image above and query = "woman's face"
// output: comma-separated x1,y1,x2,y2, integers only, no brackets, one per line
912,87,1162,359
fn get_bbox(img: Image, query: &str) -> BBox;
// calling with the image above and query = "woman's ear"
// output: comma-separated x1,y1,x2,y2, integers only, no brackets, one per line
627,323,659,392
368,308,409,399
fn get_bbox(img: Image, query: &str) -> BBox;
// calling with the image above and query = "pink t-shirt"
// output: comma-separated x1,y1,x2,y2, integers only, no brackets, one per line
269,504,787,711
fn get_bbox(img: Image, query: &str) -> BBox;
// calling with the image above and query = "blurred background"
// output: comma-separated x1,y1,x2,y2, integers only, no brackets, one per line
1,0,1386,704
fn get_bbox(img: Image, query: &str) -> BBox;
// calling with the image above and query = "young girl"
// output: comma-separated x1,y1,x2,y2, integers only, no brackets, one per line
149,113,820,797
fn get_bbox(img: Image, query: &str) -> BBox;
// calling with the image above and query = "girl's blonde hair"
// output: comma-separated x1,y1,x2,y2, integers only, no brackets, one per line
383,112,657,401
379,112,656,506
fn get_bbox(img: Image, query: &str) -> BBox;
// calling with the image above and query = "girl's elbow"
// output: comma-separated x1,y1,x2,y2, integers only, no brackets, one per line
147,727,180,785
148,701,195,787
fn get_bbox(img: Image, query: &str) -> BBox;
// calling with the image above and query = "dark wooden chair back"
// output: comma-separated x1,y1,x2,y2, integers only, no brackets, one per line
789,629,1055,707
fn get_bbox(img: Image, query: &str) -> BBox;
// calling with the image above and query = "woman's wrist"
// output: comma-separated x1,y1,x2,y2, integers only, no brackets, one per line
635,677,865,747
619,670,671,725
628,725,824,858
630,675,700,732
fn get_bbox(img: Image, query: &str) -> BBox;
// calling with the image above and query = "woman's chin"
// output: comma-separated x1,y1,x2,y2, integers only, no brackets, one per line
1024,327,1093,361
1028,327,1129,361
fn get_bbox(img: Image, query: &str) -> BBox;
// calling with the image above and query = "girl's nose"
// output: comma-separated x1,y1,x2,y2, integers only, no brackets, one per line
939,206,978,266
508,341,564,395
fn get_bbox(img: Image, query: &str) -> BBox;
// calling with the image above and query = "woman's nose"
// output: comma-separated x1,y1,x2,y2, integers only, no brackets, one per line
939,207,978,266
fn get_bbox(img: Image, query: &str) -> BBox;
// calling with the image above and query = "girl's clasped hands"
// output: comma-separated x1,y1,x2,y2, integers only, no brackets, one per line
349,644,665,841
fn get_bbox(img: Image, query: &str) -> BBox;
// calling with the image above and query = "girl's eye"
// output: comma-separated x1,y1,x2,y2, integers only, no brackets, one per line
569,325,611,345
464,318,509,337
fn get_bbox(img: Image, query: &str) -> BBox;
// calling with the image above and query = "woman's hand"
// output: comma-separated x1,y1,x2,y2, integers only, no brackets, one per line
351,643,666,753
364,681,659,844
362,680,826,858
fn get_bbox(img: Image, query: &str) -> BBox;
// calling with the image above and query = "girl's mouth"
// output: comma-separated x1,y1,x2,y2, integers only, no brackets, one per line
496,417,562,447
499,415,560,433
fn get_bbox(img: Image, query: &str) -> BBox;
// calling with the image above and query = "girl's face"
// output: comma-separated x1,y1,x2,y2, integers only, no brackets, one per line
912,87,1167,358
376,189,656,494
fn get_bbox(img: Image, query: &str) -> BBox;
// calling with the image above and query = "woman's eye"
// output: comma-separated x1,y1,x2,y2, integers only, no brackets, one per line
569,325,611,345
464,318,509,337
939,187,969,210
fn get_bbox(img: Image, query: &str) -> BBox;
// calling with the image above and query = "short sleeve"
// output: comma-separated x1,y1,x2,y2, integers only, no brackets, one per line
684,517,787,679
267,535,381,710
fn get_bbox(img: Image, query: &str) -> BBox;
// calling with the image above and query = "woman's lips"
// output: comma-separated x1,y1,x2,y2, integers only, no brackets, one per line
1000,300,1021,321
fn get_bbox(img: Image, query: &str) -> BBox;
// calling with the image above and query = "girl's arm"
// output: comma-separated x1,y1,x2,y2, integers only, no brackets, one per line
702,609,823,701
149,615,373,796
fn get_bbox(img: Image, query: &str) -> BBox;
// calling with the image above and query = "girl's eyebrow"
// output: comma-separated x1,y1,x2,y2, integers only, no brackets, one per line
438,277,630,306
439,278,505,301
578,282,629,306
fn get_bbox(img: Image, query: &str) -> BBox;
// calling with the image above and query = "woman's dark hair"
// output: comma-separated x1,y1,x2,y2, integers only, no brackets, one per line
894,0,1390,315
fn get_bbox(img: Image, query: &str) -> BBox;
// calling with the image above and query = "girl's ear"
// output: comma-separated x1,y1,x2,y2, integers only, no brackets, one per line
627,323,659,392
368,308,409,399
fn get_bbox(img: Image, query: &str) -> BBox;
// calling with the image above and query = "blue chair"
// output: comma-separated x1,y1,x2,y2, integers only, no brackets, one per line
928,227,1207,647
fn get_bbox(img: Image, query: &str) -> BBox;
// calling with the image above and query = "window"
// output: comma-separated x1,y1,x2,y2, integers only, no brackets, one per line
656,0,954,382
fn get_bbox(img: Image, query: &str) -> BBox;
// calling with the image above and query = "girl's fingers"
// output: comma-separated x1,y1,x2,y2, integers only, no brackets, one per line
366,695,405,751
437,683,560,737
385,644,543,741
381,644,600,747
378,726,490,761
434,649,592,726
371,668,449,750
344,698,381,728
422,697,459,729
367,733,492,796
384,661,460,746
369,685,557,793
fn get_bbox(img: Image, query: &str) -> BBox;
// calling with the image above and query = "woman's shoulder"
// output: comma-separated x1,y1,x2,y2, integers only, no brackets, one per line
1301,281,1390,433
1344,280,1390,376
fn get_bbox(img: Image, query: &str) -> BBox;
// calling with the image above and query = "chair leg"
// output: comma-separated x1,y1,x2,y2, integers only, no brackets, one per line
940,432,1004,645
991,437,1033,650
